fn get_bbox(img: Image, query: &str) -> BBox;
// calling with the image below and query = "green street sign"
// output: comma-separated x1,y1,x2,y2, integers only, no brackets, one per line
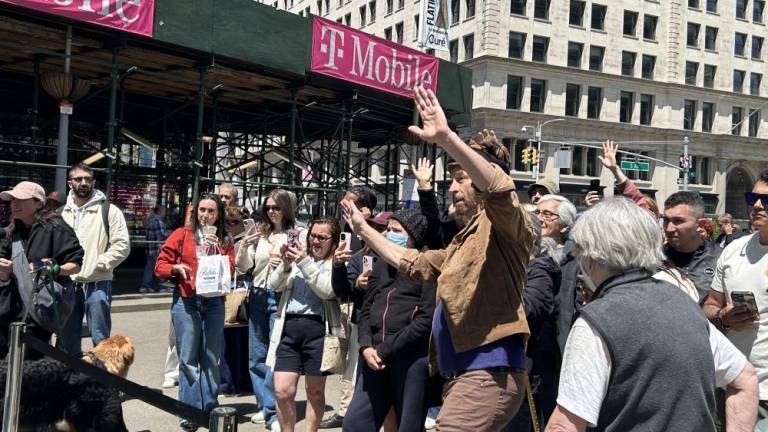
620,161,650,172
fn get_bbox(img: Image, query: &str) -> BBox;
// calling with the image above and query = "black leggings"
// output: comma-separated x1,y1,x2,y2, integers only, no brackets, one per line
342,352,429,432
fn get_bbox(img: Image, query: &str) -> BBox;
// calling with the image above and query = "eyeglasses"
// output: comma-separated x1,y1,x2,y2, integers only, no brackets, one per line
309,233,332,242
265,205,282,212
533,209,560,221
225,219,242,226
745,192,768,208
69,176,93,183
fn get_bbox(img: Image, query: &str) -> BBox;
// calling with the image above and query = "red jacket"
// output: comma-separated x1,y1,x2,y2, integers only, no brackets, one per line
154,226,235,298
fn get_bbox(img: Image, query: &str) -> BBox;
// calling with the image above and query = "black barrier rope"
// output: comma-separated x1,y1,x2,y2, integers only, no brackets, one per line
19,333,210,427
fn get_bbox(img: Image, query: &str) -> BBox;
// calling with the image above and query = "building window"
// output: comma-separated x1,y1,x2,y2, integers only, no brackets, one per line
591,4,607,30
642,55,656,79
732,106,744,135
449,39,458,62
463,33,474,59
684,99,697,130
506,75,523,109
620,91,634,123
749,109,761,136
702,102,715,132
395,22,403,43
386,0,393,14
621,51,636,76
756,0,765,22
369,0,376,22
569,0,585,26
317,0,323,15
705,26,718,50
385,27,393,40
534,0,550,19
359,6,367,26
397,0,404,10
640,94,654,125
414,15,419,40
344,13,351,25
753,36,764,59
643,15,658,40
565,84,581,116
707,0,718,12
704,65,716,88
532,36,549,62
734,69,746,92
689,0,700,8
506,138,531,172
737,0,748,19
451,0,460,22
509,32,526,58
589,46,604,71
568,42,583,68
530,79,547,112
466,0,475,18
735,32,747,56
751,72,762,95
687,23,700,47
685,62,699,85
511,0,526,15
623,11,638,36
587,87,602,119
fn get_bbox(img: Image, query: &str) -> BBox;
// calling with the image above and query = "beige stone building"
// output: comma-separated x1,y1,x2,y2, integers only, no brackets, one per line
270,0,768,220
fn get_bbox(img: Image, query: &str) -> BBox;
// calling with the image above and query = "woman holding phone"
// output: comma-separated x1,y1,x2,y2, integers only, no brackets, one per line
267,216,342,432
155,193,234,432
236,189,304,430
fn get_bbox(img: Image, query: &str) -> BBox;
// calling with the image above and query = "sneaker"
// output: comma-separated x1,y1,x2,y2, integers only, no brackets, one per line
162,378,178,388
424,416,436,430
269,422,281,432
157,286,173,293
180,420,198,432
250,411,265,424
139,287,152,294
318,413,344,429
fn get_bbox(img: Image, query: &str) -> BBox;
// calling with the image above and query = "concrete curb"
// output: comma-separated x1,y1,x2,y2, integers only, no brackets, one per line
113,293,172,314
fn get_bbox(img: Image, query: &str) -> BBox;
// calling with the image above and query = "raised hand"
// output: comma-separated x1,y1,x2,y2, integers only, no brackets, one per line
584,191,601,207
598,140,619,172
407,86,451,146
410,157,434,189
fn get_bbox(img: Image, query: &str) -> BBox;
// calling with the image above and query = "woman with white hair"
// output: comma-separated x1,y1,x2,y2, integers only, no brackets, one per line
545,198,757,432
535,194,577,263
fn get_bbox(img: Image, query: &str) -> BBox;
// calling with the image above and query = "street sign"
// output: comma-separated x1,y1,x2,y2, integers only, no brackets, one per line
620,161,650,171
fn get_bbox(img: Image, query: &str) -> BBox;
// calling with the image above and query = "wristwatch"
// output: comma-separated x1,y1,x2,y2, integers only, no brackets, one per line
712,308,729,332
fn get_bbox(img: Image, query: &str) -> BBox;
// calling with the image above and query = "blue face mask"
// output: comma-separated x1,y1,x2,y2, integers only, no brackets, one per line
385,230,409,247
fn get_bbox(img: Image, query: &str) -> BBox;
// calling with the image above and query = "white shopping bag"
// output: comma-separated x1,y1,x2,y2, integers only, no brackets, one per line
196,254,230,297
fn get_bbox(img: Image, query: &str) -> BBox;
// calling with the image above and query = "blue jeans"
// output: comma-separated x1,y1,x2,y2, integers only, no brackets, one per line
61,280,112,356
248,288,280,425
171,294,225,416
141,253,158,290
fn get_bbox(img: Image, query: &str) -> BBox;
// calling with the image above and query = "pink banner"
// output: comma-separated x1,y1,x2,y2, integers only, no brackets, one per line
311,17,438,98
1,0,155,37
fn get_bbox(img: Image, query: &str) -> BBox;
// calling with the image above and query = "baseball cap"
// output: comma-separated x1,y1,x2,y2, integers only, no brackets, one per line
0,181,46,202
368,211,392,228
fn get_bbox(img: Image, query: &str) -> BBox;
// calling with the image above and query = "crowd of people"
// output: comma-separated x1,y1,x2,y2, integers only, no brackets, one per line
1,86,767,432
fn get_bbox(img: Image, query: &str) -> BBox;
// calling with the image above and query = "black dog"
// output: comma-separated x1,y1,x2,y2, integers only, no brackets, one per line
0,356,128,432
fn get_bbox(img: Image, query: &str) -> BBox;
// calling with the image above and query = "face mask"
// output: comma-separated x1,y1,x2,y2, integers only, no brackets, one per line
578,258,599,294
386,230,409,247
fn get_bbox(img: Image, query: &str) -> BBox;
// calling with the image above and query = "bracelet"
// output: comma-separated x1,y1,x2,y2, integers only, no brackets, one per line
712,308,729,331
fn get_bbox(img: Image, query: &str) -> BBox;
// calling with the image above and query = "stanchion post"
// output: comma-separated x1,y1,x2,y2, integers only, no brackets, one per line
208,406,237,432
2,322,27,432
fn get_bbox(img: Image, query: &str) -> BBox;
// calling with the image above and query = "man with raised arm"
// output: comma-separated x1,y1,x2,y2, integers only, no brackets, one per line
341,87,533,432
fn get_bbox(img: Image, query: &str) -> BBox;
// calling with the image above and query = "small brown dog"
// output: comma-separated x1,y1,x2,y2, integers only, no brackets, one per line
82,335,135,378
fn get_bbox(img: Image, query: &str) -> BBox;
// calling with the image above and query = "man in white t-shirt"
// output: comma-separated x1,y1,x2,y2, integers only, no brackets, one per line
545,198,758,432
704,168,768,409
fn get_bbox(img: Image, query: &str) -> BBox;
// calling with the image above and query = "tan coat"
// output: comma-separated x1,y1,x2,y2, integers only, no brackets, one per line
398,165,533,371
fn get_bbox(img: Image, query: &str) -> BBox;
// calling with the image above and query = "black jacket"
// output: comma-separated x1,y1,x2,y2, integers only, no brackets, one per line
524,254,561,359
664,240,721,303
555,240,581,353
331,249,378,324
357,258,437,363
716,232,747,248
417,187,458,250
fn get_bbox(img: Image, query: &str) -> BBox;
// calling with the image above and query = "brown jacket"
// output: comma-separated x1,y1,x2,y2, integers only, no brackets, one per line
398,165,532,368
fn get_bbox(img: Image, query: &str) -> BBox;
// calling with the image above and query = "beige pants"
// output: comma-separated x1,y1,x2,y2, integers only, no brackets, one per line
437,369,525,432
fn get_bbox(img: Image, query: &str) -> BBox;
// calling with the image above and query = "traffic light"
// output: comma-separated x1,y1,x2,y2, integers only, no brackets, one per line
521,147,531,164
530,148,539,166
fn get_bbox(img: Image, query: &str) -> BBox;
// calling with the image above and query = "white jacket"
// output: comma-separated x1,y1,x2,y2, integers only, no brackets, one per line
60,189,130,282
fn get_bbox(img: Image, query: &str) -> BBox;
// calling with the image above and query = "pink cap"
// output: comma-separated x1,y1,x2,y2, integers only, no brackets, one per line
0,181,46,202
368,211,392,227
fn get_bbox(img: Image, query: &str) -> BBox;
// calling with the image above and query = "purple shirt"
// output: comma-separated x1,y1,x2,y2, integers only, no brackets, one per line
433,302,526,376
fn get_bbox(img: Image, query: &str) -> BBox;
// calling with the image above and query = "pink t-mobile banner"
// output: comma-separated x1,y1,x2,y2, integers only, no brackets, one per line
1,0,155,37
311,16,439,98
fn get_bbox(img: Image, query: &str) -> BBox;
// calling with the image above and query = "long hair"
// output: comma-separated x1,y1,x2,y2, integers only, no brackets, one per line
307,216,340,260
189,193,227,244
258,189,296,234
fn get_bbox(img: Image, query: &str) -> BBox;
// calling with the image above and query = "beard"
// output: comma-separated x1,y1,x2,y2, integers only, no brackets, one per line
452,197,480,228
73,186,92,199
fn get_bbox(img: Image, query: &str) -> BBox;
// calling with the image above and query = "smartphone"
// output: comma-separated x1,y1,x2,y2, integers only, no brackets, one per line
363,255,374,273
287,229,300,248
731,291,759,314
243,218,256,233
340,232,352,251
588,179,601,193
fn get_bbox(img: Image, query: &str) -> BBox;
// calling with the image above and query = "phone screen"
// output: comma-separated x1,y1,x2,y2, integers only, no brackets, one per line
732,291,759,314
287,229,300,247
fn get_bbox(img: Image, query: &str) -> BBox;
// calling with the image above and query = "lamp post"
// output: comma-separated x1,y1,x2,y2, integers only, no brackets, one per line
521,118,565,181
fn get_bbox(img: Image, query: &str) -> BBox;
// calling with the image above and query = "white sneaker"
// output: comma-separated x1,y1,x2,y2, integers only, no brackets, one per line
250,412,265,424
161,378,178,388
424,417,436,430
270,421,281,432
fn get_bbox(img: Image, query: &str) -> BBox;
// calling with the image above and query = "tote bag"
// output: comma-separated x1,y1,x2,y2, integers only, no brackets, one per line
196,245,231,298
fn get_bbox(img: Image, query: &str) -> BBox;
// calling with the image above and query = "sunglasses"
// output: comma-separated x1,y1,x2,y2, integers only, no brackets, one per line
265,205,282,212
69,176,93,183
745,192,768,208
309,233,332,242
225,219,242,226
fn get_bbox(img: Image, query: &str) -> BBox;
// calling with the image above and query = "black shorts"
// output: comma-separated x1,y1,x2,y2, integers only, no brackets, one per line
274,314,327,376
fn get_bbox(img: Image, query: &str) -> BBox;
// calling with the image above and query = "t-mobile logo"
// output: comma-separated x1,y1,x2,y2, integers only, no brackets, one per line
319,25,346,70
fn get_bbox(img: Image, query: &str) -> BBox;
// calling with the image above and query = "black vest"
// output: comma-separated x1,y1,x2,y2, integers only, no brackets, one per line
579,270,716,432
